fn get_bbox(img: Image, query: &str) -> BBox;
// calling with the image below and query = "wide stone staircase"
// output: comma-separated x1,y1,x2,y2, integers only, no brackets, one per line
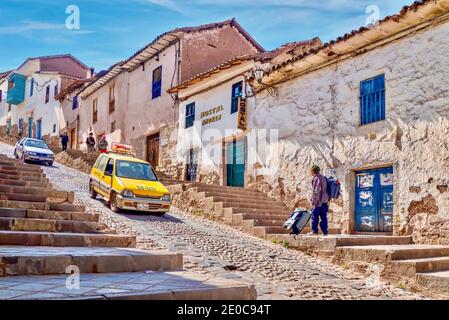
184,183,292,237
0,154,256,300
333,242,449,296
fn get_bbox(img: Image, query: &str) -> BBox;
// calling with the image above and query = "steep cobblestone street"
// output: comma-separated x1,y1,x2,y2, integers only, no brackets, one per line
0,142,428,300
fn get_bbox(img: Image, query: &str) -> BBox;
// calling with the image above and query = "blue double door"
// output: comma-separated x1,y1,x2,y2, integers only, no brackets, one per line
355,167,393,233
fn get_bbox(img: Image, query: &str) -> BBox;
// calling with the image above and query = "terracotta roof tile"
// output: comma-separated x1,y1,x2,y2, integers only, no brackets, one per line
168,56,252,93
261,0,444,78
55,78,95,101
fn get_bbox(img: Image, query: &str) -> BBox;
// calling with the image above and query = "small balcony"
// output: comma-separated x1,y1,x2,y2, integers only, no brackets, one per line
6,73,27,105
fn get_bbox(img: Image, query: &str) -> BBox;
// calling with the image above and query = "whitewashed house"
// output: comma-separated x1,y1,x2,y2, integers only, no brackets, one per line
248,0,449,242
74,19,264,168
0,55,91,147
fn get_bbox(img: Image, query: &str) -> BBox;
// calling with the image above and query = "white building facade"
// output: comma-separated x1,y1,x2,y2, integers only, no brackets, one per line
248,0,449,242
0,55,91,147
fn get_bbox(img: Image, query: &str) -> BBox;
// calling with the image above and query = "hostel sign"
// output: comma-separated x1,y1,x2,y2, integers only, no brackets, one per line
237,97,247,130
201,105,223,126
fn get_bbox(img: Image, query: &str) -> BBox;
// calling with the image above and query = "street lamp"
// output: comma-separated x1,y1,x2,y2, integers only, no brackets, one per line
254,68,265,83
253,67,278,97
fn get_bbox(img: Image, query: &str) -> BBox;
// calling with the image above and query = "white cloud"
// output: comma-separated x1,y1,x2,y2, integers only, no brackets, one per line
0,21,63,34
145,0,182,12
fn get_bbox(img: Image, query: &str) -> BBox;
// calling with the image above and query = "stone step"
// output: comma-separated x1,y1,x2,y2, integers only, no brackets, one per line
0,193,48,203
265,234,409,252
0,165,43,173
226,206,290,215
0,178,49,188
0,208,99,222
201,190,277,201
0,246,183,277
390,256,449,278
230,213,289,225
221,201,287,211
207,195,286,207
0,271,256,300
0,187,73,203
334,245,449,264
0,200,84,212
158,178,185,186
241,213,290,221
0,231,136,247
190,183,261,194
252,226,291,237
0,217,103,234
0,169,45,178
416,271,449,295
0,173,49,183
243,219,285,228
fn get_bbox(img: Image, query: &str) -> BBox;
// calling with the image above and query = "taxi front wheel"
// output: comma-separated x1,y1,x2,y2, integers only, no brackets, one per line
89,182,98,199
110,193,120,213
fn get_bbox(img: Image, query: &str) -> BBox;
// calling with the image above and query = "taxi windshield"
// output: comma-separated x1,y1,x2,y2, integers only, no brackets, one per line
24,140,49,149
116,160,157,181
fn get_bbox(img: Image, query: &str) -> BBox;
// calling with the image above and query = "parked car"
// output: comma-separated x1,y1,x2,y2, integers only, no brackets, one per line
89,143,171,215
14,138,55,166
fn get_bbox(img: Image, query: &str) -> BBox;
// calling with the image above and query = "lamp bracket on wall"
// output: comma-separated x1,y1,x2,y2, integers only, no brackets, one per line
253,68,278,97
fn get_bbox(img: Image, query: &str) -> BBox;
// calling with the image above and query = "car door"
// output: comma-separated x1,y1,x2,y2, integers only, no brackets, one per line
101,158,115,198
92,156,109,196
16,139,25,157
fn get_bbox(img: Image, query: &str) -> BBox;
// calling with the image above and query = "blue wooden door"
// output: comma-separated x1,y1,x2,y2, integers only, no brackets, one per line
355,167,393,232
36,119,42,140
28,117,33,138
227,140,245,187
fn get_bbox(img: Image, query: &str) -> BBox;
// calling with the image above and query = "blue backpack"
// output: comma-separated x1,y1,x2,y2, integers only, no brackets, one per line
326,176,341,199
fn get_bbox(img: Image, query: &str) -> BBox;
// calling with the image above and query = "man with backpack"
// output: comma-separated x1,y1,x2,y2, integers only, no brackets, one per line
310,165,330,236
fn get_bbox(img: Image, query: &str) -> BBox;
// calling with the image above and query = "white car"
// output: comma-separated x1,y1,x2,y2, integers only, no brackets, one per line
14,138,55,166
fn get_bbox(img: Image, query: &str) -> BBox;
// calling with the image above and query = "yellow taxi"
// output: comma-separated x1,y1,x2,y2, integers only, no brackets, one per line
89,143,171,214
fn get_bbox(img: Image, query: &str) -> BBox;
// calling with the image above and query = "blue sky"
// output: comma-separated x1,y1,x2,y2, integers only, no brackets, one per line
0,0,414,72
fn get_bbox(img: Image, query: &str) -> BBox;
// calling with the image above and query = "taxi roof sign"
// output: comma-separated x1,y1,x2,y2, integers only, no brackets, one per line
110,143,135,157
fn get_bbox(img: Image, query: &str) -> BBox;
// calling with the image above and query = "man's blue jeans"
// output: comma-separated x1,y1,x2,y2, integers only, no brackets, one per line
311,203,329,235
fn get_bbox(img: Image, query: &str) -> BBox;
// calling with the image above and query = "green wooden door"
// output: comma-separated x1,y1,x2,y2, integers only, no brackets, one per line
227,140,245,187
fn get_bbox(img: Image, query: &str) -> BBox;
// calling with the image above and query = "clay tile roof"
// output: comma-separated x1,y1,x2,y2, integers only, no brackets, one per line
78,61,126,98
168,56,253,93
55,78,96,101
17,54,90,72
0,70,12,80
82,18,264,97
261,0,445,78
254,37,322,62
168,37,323,93
122,18,264,71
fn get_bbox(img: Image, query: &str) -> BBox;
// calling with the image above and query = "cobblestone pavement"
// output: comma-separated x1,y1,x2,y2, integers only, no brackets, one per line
0,142,428,300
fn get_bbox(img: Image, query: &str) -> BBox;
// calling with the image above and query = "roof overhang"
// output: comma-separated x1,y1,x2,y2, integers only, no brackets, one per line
79,32,183,99
78,63,124,99
121,32,184,71
174,60,254,101
252,0,449,90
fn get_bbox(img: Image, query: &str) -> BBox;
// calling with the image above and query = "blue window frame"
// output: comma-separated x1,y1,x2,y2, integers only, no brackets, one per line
30,78,34,97
231,82,243,114
72,96,79,110
360,74,385,125
185,102,195,129
152,66,162,99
